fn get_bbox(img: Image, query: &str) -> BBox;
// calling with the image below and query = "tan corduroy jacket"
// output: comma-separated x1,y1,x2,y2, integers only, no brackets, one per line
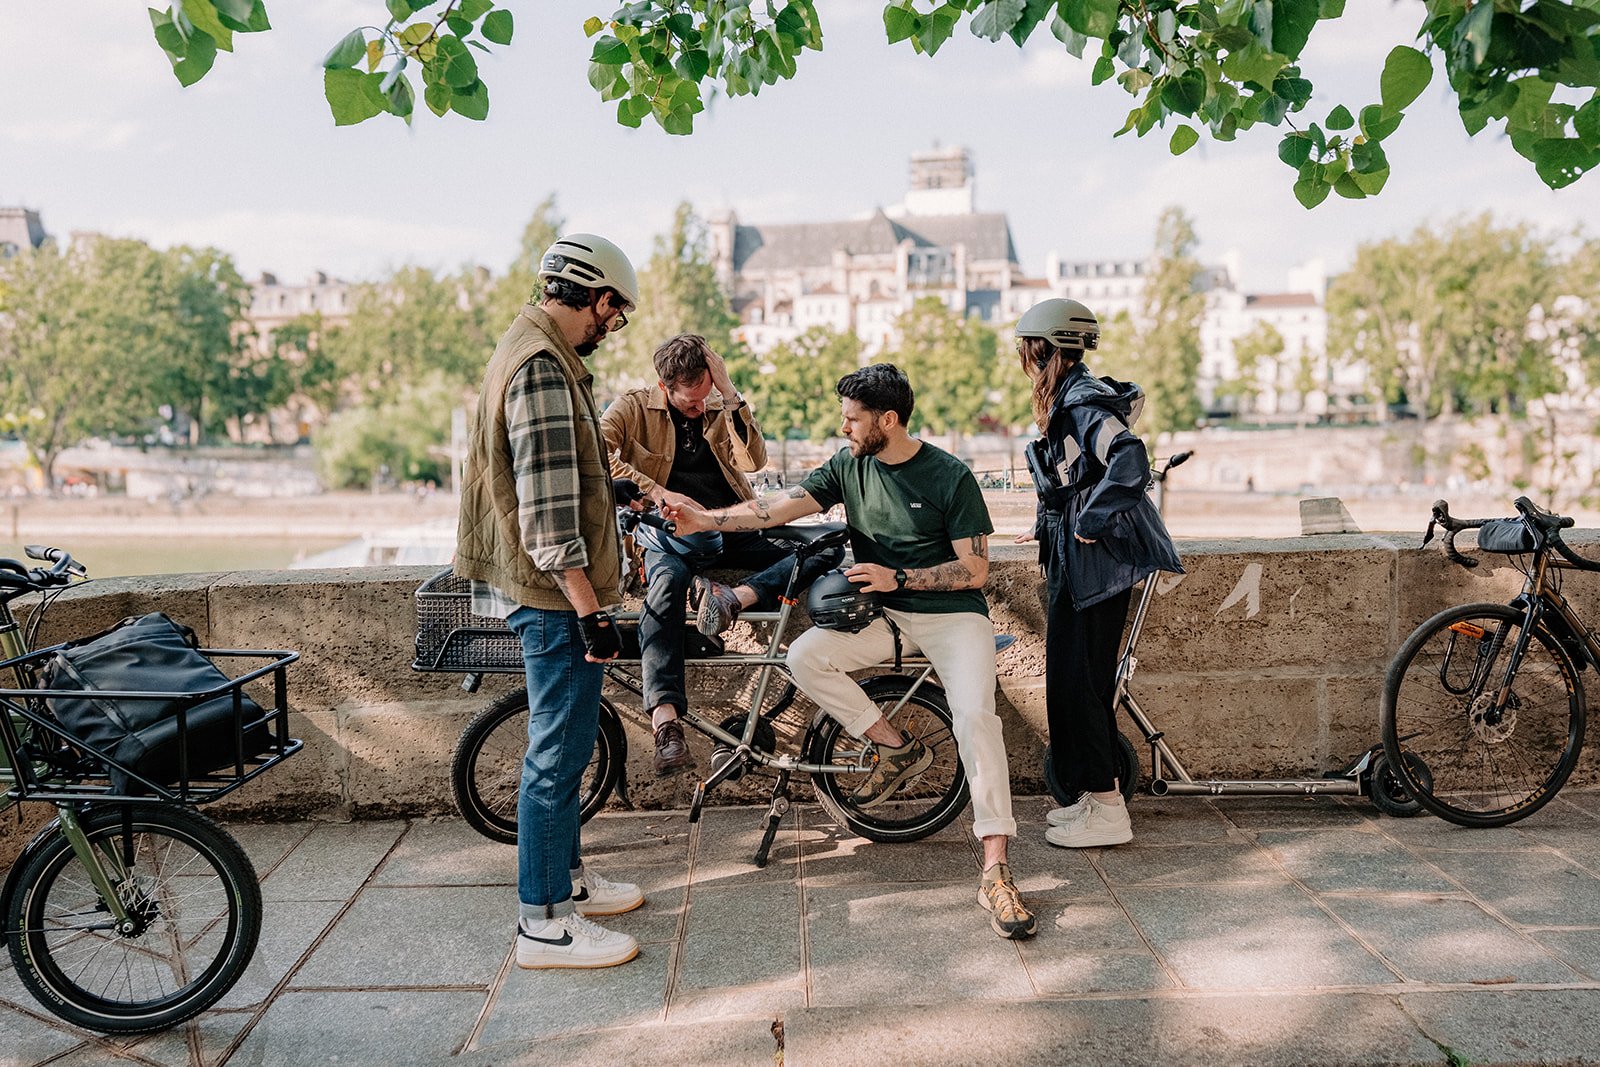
600,386,769,504
455,305,622,611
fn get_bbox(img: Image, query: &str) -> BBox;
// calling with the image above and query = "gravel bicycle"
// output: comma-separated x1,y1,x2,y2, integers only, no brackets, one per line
1380,496,1600,827
414,513,1005,867
0,546,300,1033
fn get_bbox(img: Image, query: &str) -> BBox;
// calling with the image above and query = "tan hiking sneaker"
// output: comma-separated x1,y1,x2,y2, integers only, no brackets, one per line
979,862,1037,940
848,733,933,809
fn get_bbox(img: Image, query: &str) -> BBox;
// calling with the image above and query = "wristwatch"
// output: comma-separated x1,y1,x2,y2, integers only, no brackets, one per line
893,568,908,590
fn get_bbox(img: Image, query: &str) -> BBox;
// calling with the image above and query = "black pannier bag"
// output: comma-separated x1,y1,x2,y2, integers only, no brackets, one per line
1477,519,1538,555
41,612,270,791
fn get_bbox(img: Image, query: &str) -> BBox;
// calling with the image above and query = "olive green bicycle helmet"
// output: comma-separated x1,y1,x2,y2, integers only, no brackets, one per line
1016,298,1099,351
538,233,640,309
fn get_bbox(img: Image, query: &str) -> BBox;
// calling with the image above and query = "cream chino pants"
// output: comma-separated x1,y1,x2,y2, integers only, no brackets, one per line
786,608,1018,839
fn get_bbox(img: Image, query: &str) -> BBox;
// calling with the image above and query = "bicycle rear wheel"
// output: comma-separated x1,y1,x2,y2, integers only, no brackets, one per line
1381,602,1586,827
6,803,259,1034
808,677,970,843
452,689,623,844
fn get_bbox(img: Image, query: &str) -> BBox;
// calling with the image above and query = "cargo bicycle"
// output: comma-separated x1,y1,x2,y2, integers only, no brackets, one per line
414,513,1012,867
0,546,300,1033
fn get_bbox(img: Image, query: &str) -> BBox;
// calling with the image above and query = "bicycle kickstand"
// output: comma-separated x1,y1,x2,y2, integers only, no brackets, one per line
752,770,792,869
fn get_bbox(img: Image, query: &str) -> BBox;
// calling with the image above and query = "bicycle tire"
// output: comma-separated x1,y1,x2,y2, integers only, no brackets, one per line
1381,602,1586,827
452,689,623,844
5,803,259,1034
1042,731,1140,806
808,677,970,843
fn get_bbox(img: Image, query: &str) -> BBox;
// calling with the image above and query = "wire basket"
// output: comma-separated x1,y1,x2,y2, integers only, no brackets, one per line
413,568,523,673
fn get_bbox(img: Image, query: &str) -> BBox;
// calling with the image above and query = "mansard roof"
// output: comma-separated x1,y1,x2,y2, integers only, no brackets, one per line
733,210,1018,273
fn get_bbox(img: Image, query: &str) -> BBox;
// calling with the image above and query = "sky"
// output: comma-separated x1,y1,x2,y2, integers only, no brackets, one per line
3,1,1597,294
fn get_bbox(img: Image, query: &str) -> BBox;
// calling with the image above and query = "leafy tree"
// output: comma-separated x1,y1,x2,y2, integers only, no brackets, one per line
1215,320,1285,412
745,327,862,442
322,265,494,401
264,312,345,439
150,1,1600,201
600,201,746,398
886,297,1003,448
314,370,464,488
145,245,263,442
1326,214,1562,423
1096,207,1204,441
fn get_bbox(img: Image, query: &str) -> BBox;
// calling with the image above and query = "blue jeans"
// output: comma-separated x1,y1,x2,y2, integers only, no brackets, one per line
506,605,603,921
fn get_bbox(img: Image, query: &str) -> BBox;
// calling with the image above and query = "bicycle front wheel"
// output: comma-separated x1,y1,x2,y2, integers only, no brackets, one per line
808,677,970,843
6,803,260,1034
452,688,623,844
1381,602,1586,827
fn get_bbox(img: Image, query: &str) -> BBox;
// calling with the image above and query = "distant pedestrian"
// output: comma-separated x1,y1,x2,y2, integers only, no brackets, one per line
1015,299,1183,849
455,233,645,969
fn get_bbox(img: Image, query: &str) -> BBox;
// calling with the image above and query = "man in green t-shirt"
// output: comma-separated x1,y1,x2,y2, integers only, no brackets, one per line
664,364,1035,941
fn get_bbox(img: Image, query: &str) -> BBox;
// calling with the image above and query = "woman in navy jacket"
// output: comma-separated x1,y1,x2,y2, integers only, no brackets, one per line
1016,299,1183,849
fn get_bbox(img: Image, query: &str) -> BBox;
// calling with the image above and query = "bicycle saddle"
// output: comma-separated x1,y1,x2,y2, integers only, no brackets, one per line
766,522,849,553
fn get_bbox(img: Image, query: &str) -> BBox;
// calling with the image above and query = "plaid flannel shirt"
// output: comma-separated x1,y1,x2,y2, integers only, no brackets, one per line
471,356,590,618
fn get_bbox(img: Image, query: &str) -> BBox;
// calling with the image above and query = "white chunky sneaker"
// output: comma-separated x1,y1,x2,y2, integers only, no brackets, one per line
1045,795,1090,827
572,867,644,917
1044,796,1133,848
516,913,639,969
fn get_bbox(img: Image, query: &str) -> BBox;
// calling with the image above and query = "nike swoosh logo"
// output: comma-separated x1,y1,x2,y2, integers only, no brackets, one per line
520,930,574,947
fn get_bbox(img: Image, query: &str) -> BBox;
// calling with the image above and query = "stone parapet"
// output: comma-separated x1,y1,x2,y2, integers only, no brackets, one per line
4,533,1597,863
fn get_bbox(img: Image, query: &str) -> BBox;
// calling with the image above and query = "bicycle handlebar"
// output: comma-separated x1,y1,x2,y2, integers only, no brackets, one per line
0,545,85,594
1425,498,1599,572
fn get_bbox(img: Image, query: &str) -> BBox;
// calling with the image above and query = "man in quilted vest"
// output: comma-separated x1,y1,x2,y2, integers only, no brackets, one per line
455,233,644,970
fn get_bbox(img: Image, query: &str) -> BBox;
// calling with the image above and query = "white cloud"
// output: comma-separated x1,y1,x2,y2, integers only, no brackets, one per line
3,120,143,151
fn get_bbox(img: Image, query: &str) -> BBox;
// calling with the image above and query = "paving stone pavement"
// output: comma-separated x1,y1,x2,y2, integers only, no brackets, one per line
6,792,1600,1066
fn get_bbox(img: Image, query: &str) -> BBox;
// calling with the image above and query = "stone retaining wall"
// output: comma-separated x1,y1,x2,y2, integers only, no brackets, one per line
4,533,1597,864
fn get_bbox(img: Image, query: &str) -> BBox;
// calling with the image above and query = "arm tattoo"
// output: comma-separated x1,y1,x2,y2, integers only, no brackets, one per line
752,498,773,521
907,560,974,592
785,486,807,499
969,534,988,559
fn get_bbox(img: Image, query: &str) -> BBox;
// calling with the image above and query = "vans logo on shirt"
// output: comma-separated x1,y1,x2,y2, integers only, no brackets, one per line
910,502,923,509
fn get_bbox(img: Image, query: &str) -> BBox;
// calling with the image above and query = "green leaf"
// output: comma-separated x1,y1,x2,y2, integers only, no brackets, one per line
150,8,185,55
457,0,493,21
1060,0,1117,39
386,0,414,21
1576,97,1600,145
1326,104,1354,129
1530,137,1600,189
324,68,387,125
434,35,479,87
616,98,643,128
1508,76,1558,135
1170,125,1200,154
1452,1,1493,70
1277,131,1313,166
323,28,367,69
379,56,408,94
1293,176,1330,208
662,104,696,134
450,78,490,120
591,34,631,64
1349,165,1389,195
584,16,604,36
1050,14,1089,56
1333,172,1367,198
884,5,920,44
1222,43,1288,87
446,14,472,36
482,9,514,45
1317,0,1344,16
1379,45,1432,117
1270,0,1319,58
1008,0,1054,45
424,80,450,116
213,0,266,32
919,5,960,54
675,48,711,81
1350,137,1387,172
1091,54,1114,85
970,0,1027,42
1358,103,1402,140
384,72,414,122
172,30,218,85
181,0,233,52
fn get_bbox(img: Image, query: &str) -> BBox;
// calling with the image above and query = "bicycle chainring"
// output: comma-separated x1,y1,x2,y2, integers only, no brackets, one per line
711,715,776,782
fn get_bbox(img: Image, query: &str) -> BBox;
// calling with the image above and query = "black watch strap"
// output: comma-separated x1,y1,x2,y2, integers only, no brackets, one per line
894,568,908,590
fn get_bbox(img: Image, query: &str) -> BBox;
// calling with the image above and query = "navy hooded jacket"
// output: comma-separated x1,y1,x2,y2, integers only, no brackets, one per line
1031,361,1184,610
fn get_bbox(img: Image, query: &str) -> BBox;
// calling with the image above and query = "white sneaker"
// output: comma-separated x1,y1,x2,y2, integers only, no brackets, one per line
516,913,639,969
572,866,644,917
1044,796,1133,848
1045,795,1090,827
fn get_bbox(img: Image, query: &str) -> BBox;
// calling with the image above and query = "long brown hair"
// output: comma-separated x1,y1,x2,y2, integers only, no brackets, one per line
1019,337,1080,432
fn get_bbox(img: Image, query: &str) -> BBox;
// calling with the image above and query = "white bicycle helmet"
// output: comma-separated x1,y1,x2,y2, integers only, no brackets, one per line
1016,298,1099,351
538,233,639,309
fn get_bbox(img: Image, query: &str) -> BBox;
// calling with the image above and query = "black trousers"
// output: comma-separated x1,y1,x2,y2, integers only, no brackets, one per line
1045,575,1133,797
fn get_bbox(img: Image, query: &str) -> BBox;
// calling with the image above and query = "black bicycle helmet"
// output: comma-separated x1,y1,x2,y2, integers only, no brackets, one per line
806,569,883,633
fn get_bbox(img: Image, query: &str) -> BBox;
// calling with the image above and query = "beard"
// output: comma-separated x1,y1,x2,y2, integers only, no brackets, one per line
575,340,598,357
849,424,888,458
575,320,608,358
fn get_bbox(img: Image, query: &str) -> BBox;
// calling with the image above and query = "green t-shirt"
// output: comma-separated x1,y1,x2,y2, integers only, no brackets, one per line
801,442,992,616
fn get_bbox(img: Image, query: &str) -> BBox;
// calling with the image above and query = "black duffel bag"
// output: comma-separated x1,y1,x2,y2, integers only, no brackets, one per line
41,613,270,792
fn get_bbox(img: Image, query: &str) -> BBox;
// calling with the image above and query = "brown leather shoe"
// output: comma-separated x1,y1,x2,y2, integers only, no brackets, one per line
653,719,695,777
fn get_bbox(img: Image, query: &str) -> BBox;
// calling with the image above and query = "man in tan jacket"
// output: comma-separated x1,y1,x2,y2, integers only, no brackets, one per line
601,334,841,775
